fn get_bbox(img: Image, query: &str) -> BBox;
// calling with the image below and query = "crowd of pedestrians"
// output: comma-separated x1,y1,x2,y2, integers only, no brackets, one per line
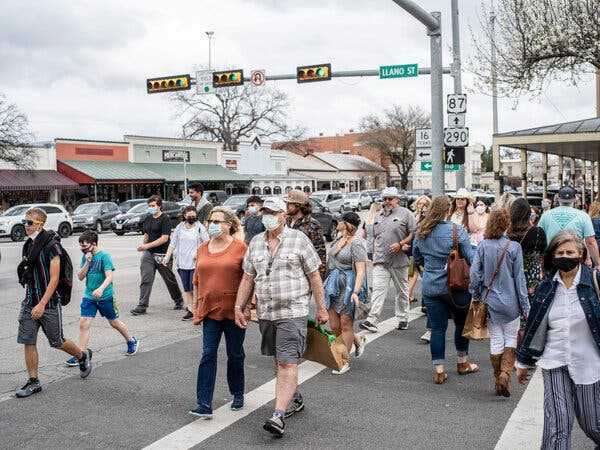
12,184,600,447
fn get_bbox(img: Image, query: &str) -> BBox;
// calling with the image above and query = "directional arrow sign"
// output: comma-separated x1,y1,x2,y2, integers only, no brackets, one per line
420,161,432,171
421,161,461,172
448,113,465,127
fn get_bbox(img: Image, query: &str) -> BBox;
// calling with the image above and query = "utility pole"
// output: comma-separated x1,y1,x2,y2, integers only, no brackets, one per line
451,0,465,190
392,0,445,195
205,31,214,70
490,0,501,200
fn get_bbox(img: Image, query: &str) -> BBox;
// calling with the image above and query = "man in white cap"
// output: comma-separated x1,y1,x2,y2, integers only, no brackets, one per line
234,197,328,437
360,187,416,332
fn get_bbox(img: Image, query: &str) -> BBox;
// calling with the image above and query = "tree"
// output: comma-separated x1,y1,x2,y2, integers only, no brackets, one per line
481,146,494,172
0,95,36,169
470,0,600,98
359,105,430,189
173,86,304,150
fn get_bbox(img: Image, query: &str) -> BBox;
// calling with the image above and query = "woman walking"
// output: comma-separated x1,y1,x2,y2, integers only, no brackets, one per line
413,196,479,385
189,207,248,419
363,202,382,260
163,206,209,321
468,199,489,246
589,200,600,250
517,231,600,448
470,208,529,397
448,188,474,230
324,212,368,375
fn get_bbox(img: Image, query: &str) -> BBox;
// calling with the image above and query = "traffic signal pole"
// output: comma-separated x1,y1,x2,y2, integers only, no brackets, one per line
451,0,465,190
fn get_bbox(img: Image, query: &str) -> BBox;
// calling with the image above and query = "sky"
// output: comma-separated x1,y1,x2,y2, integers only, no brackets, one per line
1,0,597,148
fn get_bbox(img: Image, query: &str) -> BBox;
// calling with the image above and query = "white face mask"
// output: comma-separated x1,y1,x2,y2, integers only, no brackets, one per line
247,206,258,214
476,205,486,215
262,214,280,231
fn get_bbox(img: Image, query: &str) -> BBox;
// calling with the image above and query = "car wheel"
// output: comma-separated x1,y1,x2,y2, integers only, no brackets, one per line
96,221,103,233
326,221,337,242
114,231,125,236
58,223,72,239
10,225,26,242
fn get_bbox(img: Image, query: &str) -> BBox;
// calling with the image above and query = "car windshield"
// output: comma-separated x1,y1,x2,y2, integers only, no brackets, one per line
311,193,327,201
128,203,148,214
347,193,360,199
75,204,101,214
223,196,248,207
2,206,30,217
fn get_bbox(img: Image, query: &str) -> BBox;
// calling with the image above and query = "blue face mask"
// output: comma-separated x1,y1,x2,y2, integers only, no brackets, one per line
208,222,222,238
147,206,158,215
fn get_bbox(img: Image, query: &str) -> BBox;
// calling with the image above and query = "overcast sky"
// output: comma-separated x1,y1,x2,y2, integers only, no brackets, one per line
1,0,597,148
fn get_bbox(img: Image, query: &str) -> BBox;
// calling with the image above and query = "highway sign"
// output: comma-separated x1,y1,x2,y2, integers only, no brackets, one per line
379,64,419,79
195,70,214,95
250,70,266,86
444,127,469,148
420,161,460,172
416,128,431,148
444,146,465,165
447,94,467,114
448,113,465,127
416,150,431,161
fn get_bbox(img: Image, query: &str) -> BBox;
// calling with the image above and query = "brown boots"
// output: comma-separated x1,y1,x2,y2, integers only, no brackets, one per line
496,347,516,397
490,354,503,396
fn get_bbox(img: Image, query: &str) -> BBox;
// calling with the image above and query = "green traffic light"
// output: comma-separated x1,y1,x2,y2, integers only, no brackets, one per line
316,68,324,77
204,86,210,92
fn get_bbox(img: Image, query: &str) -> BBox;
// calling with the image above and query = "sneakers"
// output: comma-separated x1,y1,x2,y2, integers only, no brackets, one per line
231,395,244,411
284,394,304,418
359,320,378,333
173,303,184,311
15,378,42,398
355,335,367,358
127,337,139,355
66,356,79,367
332,363,350,375
420,330,431,343
397,321,409,330
189,405,213,419
79,349,93,378
263,414,285,437
182,310,193,321
131,305,147,316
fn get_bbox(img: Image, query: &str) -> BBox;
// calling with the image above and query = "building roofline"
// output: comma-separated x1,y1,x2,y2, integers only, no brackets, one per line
55,138,129,145
123,134,219,145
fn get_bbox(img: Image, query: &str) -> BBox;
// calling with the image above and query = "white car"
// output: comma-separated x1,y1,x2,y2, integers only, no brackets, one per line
0,204,73,242
342,192,372,211
310,191,346,213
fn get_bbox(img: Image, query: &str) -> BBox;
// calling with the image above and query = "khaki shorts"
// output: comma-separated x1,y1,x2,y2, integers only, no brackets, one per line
258,317,307,364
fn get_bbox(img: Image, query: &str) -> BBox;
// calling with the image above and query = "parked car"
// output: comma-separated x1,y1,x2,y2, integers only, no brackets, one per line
342,192,372,211
111,201,184,236
223,194,252,218
0,203,73,242
362,190,381,202
309,198,338,242
310,190,346,213
179,190,229,207
118,198,148,213
72,202,121,233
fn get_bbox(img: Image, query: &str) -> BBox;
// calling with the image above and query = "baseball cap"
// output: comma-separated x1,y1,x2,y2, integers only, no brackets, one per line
284,190,308,205
381,187,401,199
342,211,361,228
260,197,286,213
558,186,576,200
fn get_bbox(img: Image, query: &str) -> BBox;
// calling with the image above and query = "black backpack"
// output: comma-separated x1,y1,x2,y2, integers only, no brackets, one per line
18,230,74,306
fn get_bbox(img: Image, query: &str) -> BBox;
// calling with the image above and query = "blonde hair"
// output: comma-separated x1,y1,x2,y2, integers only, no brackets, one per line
589,201,600,219
366,202,382,225
26,207,47,224
208,206,241,236
418,196,451,239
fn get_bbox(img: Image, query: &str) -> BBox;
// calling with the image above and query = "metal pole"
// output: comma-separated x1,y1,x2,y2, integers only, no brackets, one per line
451,0,465,189
182,125,188,196
558,156,564,186
520,148,527,199
429,12,444,195
206,31,214,70
542,150,548,200
491,0,499,135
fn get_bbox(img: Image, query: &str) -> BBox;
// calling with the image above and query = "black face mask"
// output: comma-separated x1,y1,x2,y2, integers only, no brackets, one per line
80,245,93,254
186,216,197,224
553,257,580,272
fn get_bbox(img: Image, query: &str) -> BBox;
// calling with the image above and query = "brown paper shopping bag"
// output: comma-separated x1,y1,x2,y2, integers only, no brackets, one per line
462,301,489,340
303,320,349,370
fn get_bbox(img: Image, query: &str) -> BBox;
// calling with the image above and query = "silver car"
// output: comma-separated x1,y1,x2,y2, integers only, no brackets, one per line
310,191,345,213
342,192,372,211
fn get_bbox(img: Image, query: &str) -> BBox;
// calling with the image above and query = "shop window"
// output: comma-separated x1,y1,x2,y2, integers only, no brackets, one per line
294,186,302,191
263,186,272,195
146,151,150,159
252,187,261,194
303,186,311,193
285,186,292,193
273,186,282,195
225,160,238,170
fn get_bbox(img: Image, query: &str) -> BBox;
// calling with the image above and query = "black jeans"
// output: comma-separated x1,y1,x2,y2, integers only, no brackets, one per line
138,251,182,308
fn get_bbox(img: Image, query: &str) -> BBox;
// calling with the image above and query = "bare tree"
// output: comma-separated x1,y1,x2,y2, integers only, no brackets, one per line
0,95,36,168
173,86,304,150
470,0,600,98
360,105,430,189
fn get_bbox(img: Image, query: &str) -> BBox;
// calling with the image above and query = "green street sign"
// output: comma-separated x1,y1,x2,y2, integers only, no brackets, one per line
379,64,419,79
420,161,460,172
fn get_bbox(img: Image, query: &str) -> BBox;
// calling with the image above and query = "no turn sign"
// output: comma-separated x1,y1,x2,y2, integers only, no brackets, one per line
251,70,266,86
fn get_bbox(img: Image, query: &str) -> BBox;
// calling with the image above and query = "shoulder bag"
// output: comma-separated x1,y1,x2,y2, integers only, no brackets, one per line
447,224,470,291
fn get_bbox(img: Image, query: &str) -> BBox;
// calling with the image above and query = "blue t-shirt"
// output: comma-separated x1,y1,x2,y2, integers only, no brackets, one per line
538,206,595,245
80,250,115,301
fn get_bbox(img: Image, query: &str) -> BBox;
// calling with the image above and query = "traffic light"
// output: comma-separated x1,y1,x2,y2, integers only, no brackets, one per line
212,70,244,88
297,64,331,83
146,74,191,94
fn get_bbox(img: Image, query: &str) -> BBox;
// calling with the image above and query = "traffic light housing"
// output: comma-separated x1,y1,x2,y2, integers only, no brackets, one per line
297,64,331,83
146,74,191,94
213,70,244,88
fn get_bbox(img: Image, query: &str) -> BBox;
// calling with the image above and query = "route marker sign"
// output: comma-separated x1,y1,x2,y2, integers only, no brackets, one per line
379,64,419,79
195,70,214,95
416,128,431,148
444,127,469,148
250,70,266,86
447,93,467,114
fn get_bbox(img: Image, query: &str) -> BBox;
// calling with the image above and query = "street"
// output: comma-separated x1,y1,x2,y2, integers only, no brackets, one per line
0,231,590,449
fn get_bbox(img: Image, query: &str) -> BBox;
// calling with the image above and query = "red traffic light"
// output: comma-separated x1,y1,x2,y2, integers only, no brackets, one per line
297,64,331,83
212,70,244,88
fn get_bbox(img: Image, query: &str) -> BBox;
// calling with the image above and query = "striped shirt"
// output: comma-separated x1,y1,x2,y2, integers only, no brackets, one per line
23,238,62,307
243,227,321,321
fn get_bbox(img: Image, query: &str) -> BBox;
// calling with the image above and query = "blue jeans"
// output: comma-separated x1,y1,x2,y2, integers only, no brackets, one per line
196,318,246,409
423,290,471,366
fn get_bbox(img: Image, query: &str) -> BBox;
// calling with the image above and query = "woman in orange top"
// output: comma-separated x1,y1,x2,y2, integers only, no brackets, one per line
190,207,248,419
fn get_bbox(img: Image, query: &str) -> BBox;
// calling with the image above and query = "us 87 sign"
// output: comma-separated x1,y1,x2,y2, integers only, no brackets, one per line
444,127,469,148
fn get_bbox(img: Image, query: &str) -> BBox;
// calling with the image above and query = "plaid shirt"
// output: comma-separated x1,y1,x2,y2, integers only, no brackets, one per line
243,227,321,321
287,215,327,279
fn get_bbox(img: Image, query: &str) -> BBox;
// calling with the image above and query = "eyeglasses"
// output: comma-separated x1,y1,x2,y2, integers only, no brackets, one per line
207,220,228,225
383,197,396,202
22,219,44,226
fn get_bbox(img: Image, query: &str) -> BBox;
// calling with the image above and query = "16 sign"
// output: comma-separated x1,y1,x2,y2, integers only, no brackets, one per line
444,127,469,148
415,128,431,148
447,94,467,114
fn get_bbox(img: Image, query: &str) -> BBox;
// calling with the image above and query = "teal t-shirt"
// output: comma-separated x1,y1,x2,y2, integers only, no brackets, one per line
81,250,115,300
538,206,595,245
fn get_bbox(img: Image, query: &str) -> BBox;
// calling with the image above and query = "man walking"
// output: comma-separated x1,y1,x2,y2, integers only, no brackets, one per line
131,196,183,315
243,195,265,244
538,186,600,267
360,187,416,333
234,197,328,437
285,190,327,279
189,183,213,224
16,208,92,398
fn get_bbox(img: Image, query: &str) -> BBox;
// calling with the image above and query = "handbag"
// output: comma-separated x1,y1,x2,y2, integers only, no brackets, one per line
462,240,511,340
447,224,470,291
303,320,349,370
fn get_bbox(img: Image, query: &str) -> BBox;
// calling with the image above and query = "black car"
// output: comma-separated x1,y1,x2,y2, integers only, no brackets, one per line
309,198,338,242
72,202,121,233
111,201,184,236
118,198,148,213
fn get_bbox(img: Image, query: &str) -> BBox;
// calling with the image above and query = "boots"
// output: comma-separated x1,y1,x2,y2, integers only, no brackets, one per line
497,347,516,398
490,354,503,396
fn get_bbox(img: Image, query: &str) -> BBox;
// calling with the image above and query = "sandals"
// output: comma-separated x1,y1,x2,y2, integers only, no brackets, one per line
433,371,448,385
457,361,480,375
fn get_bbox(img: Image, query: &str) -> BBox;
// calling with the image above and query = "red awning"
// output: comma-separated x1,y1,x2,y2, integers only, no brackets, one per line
0,170,79,191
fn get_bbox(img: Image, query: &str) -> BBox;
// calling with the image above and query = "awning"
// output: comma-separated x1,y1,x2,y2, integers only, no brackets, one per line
293,170,352,181
135,163,251,182
0,170,79,191
58,160,164,184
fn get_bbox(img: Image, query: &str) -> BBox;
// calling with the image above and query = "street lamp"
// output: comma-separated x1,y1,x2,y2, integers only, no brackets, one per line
205,31,214,70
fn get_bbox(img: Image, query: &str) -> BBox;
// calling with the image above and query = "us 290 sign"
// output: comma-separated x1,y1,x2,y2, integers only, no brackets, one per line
444,127,469,148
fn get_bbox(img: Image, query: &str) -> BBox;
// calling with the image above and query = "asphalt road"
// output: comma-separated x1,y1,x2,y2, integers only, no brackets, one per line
0,229,592,449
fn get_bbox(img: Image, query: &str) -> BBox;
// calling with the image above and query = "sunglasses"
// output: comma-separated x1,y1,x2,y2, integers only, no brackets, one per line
21,219,44,226
383,197,396,202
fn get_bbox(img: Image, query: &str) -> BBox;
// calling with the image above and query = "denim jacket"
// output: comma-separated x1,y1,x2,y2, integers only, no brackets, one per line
413,222,474,297
323,268,368,310
516,265,600,366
